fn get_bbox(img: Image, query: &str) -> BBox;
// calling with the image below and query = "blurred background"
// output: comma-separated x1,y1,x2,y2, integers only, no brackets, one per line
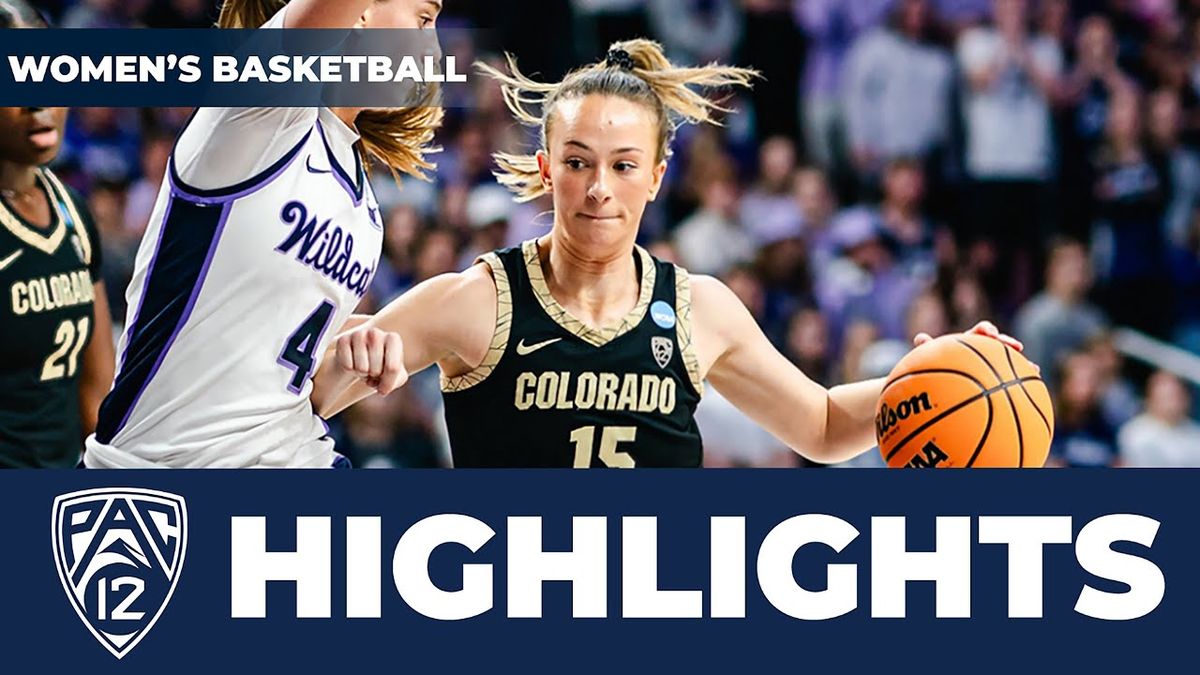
27,0,1200,468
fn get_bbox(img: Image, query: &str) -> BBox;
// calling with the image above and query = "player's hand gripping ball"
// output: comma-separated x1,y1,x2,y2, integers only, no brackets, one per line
878,323,1054,468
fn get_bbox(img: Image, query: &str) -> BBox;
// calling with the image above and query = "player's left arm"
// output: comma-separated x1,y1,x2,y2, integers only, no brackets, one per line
692,275,1020,465
692,275,880,464
77,282,115,438
338,314,372,333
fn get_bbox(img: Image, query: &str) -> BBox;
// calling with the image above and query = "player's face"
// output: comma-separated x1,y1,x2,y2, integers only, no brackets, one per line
0,106,67,166
360,0,441,29
358,0,442,111
539,95,668,251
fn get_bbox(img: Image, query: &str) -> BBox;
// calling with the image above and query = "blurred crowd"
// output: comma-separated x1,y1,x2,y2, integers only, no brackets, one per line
32,0,1200,468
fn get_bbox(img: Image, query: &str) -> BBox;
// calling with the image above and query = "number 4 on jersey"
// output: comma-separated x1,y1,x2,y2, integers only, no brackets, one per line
279,300,336,393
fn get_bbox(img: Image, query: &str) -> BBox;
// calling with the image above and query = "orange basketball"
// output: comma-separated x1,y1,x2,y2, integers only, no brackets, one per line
876,333,1054,468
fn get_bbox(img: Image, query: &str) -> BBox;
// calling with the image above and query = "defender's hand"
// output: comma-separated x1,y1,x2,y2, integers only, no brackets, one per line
334,327,408,395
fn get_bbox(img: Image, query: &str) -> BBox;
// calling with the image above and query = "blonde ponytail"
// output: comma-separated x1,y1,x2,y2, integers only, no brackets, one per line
216,0,284,28
356,85,444,182
476,39,757,202
217,1,443,182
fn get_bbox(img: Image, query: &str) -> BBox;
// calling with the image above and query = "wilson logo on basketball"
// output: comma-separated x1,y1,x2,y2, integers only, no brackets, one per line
875,392,933,438
906,440,949,468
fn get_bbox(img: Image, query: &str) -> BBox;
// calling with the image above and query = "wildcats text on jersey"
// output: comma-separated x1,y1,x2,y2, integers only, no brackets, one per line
275,200,374,298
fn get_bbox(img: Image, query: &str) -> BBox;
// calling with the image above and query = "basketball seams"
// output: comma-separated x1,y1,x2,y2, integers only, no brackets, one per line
1004,345,1052,436
1001,384,1025,467
883,367,988,393
881,336,1050,468
957,337,1028,467
882,376,1040,462
954,338,1006,387
964,390,994,468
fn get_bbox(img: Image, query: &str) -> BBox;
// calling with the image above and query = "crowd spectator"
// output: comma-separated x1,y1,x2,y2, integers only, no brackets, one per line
842,0,953,181
793,0,893,168
1118,370,1200,466
1089,89,1173,337
739,136,804,245
815,207,923,343
646,0,742,66
1013,238,1109,387
957,0,1062,309
1049,351,1119,467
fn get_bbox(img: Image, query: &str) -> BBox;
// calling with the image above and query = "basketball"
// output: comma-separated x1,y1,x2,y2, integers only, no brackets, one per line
876,334,1054,468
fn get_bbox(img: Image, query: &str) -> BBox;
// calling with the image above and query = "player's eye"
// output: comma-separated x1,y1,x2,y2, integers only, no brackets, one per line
565,158,587,170
420,15,434,28
614,161,637,173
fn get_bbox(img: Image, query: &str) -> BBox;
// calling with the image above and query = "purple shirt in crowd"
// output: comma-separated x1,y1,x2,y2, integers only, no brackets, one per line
792,0,893,97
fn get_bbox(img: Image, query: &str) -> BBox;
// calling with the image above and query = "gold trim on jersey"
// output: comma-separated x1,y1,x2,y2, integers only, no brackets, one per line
521,238,656,348
441,252,513,393
673,265,704,398
0,168,67,256
42,169,92,265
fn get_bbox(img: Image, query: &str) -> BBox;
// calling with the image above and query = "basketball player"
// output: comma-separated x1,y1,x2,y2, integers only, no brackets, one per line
83,0,441,468
0,1,115,468
313,40,1023,467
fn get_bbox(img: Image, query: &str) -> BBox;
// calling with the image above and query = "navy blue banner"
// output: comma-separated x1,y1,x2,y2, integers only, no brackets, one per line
0,29,477,107
2,469,1193,673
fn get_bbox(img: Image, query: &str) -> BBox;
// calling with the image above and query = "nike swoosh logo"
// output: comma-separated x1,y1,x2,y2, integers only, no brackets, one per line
0,249,22,272
516,337,562,356
306,155,332,174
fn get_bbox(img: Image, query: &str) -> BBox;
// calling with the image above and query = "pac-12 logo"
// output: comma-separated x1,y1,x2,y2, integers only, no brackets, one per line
51,488,188,659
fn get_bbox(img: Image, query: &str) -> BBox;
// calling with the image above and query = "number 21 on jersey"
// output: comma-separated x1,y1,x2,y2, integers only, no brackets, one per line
40,317,90,381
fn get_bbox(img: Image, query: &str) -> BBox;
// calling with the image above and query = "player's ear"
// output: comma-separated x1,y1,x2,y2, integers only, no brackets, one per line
537,150,552,192
648,160,667,202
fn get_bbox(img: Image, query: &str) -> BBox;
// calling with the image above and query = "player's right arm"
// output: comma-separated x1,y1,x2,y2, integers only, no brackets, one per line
175,2,377,192
311,262,498,417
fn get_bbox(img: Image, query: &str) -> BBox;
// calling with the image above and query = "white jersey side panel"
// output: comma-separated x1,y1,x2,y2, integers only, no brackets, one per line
86,112,383,467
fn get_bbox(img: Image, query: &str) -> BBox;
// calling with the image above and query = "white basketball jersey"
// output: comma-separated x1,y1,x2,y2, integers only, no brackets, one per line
86,109,383,467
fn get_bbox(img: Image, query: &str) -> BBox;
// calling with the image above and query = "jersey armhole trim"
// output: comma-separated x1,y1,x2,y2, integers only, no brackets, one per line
167,126,314,205
441,252,512,393
674,265,704,399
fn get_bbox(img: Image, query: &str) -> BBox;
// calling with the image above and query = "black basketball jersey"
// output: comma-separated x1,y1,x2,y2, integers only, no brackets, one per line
0,168,101,468
442,240,704,467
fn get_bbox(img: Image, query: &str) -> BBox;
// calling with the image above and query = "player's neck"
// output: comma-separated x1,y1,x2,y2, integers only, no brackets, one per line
330,107,363,131
539,234,640,325
0,161,39,197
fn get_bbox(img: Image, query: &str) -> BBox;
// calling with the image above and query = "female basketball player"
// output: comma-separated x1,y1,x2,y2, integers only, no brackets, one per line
315,40,1021,467
84,0,441,468
0,1,115,467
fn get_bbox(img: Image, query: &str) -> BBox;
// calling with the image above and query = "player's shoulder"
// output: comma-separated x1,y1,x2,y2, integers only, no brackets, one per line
687,273,736,307
458,258,501,302
412,259,499,315
688,272,761,339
